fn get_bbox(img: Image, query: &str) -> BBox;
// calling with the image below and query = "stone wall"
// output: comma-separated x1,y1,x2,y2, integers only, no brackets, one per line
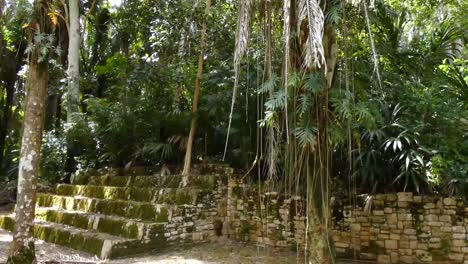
333,192,468,264
163,176,228,246
224,179,468,264
226,179,307,249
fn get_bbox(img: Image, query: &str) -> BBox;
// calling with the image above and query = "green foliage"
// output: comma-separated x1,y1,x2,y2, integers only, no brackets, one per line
41,130,66,183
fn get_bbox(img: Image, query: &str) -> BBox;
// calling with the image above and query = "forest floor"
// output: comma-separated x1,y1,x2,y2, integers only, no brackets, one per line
0,229,369,263
0,229,304,263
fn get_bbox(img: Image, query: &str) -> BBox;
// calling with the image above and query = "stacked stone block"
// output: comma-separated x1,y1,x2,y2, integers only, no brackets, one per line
332,192,468,263
226,179,468,264
226,179,307,248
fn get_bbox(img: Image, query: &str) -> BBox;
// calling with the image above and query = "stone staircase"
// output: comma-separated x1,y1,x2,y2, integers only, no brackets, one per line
0,170,229,259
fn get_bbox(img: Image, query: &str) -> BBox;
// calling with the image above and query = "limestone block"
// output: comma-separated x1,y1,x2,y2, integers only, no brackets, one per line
424,203,435,209
377,254,391,264
385,239,398,250
390,252,399,264
351,223,361,232
374,210,385,216
453,226,466,233
399,240,409,249
378,234,389,240
424,214,438,221
399,248,412,256
398,213,412,221
397,192,413,202
415,249,432,262
398,201,409,208
439,215,451,222
443,197,457,206
335,242,349,248
400,255,414,264
385,193,398,202
449,253,465,262
404,229,417,235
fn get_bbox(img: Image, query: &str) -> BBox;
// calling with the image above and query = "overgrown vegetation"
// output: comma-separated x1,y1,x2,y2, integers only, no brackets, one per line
0,0,466,262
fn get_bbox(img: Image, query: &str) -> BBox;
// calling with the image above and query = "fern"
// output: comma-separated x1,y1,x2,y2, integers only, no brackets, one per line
258,73,279,94
293,125,317,149
325,4,341,25
297,94,312,116
264,90,286,111
303,73,323,93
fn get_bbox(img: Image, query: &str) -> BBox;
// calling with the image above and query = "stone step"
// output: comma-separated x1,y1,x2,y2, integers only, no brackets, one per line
55,184,202,204
0,215,167,259
87,174,223,190
36,193,170,222
35,207,164,240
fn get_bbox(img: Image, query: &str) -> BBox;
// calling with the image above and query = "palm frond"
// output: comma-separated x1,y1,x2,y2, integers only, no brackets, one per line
301,0,326,69
293,125,318,149
234,0,252,68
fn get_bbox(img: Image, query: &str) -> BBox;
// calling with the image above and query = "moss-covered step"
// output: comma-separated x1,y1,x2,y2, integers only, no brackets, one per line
36,193,170,222
34,207,164,240
55,184,204,204
0,214,166,259
87,174,224,190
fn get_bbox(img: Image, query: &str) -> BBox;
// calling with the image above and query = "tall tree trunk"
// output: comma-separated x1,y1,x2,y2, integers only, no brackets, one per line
306,24,337,264
67,0,80,122
7,56,49,264
181,0,211,183
0,79,14,167
7,0,51,262
0,0,4,19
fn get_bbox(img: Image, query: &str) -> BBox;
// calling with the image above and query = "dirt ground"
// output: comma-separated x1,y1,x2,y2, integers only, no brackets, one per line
0,229,306,263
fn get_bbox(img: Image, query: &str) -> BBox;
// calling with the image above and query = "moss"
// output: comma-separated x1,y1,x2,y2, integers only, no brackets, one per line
368,240,386,254
199,212,206,220
240,221,254,236
95,200,127,217
6,241,36,264
69,232,85,251
53,228,71,245
174,190,194,205
155,207,169,222
82,236,104,256
431,241,451,262
269,227,283,241
125,223,139,238
267,203,280,218
0,216,15,231
128,203,156,220
232,186,243,197
97,218,122,236
192,175,216,190
33,225,47,240
72,214,89,229
185,225,195,233
335,248,354,259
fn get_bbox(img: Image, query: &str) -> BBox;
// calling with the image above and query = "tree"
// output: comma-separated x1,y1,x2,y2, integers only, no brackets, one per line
67,0,80,122
7,0,53,262
181,0,211,183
